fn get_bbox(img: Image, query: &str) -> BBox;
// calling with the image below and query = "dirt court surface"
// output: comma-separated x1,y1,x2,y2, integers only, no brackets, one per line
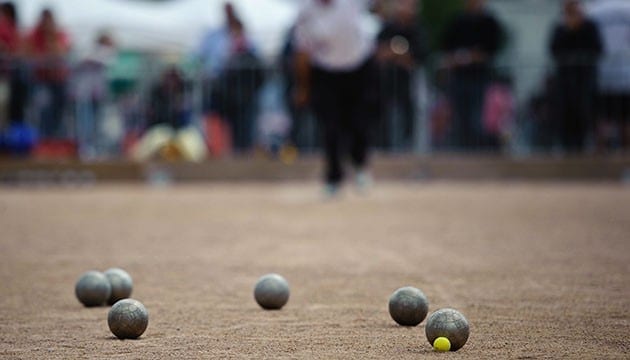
0,182,629,359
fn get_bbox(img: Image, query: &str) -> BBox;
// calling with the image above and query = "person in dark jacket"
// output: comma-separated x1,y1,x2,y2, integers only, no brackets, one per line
147,66,190,131
441,0,503,150
197,3,263,152
549,0,602,152
375,0,428,150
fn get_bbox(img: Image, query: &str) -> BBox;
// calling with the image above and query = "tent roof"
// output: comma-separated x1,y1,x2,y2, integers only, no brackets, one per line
15,0,299,59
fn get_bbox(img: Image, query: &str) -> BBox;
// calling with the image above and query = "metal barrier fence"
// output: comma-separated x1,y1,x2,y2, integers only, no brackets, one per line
1,57,629,160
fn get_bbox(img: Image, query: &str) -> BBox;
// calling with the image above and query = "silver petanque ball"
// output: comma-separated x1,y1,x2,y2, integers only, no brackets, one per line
388,286,429,326
75,271,111,307
108,299,149,339
104,268,133,305
425,308,470,351
254,273,290,310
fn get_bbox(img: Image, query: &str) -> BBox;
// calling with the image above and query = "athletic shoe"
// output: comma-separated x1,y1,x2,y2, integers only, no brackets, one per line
355,169,373,194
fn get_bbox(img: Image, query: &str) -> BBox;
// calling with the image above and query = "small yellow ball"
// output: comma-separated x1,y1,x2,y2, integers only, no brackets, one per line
433,337,451,352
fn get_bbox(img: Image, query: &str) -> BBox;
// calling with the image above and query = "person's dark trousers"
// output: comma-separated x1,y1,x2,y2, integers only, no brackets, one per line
39,81,67,138
226,102,253,151
381,66,415,150
554,73,596,153
8,61,27,124
287,103,315,149
311,59,374,185
557,97,594,152
208,78,254,151
212,66,262,152
449,71,488,150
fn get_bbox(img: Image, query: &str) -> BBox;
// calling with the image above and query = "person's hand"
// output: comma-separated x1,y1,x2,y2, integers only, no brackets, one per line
440,54,455,69
376,43,394,62
393,52,415,70
444,49,487,68
293,85,310,108
469,49,488,64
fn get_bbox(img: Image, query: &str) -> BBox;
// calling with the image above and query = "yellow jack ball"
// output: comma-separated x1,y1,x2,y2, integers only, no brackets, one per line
433,337,451,352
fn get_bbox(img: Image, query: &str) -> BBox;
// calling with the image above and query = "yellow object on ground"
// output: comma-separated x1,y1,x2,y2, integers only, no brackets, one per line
131,125,207,162
433,337,451,352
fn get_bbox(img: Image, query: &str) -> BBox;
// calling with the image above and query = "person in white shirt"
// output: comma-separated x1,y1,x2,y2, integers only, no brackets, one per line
293,0,377,196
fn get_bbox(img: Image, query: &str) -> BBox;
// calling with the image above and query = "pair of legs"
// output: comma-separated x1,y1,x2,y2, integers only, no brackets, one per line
448,72,488,150
377,67,415,150
36,81,67,138
206,78,257,152
75,97,103,160
554,78,596,153
556,98,592,152
596,92,630,151
286,96,319,151
311,60,374,186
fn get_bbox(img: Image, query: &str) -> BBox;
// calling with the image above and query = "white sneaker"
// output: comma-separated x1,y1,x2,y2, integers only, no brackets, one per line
355,170,373,194
323,183,341,199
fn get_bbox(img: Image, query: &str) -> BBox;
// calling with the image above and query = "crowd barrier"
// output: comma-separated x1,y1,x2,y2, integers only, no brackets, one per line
0,56,628,161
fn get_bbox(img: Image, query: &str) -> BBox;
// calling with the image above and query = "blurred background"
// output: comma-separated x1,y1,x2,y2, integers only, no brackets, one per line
0,0,629,183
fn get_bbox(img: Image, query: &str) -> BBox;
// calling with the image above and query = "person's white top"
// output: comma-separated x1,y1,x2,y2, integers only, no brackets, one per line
294,0,376,71
587,1,630,92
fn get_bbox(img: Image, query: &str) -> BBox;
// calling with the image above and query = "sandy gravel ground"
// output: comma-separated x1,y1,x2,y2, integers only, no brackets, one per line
0,182,628,359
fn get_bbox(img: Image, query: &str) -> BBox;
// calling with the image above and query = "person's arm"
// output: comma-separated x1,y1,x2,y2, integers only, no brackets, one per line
440,17,459,68
484,16,503,58
293,49,310,108
23,32,34,58
375,24,394,63
292,7,312,108
442,17,457,54
549,24,563,61
53,31,70,57
587,20,603,59
409,24,429,66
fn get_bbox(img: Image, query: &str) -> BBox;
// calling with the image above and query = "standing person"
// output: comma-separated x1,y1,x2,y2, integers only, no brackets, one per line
375,0,428,150
131,65,207,163
294,0,377,196
592,0,630,151
71,32,116,160
0,1,23,128
197,2,263,152
25,8,71,139
0,1,35,156
146,66,192,132
279,25,314,159
441,0,503,150
549,0,603,153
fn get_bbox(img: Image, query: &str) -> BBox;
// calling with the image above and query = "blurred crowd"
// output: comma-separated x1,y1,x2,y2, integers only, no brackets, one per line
0,0,628,162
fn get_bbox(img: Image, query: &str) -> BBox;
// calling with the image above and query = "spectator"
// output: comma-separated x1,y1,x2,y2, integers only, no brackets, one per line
278,25,318,162
71,32,116,160
0,1,21,128
147,66,191,131
0,1,35,156
197,2,263,152
131,65,206,162
294,0,377,196
441,0,503,150
549,0,603,153
25,8,71,138
590,0,630,151
0,2,18,60
375,0,428,150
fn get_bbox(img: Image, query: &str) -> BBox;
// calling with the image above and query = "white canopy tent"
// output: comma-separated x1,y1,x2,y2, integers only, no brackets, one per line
14,0,300,60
